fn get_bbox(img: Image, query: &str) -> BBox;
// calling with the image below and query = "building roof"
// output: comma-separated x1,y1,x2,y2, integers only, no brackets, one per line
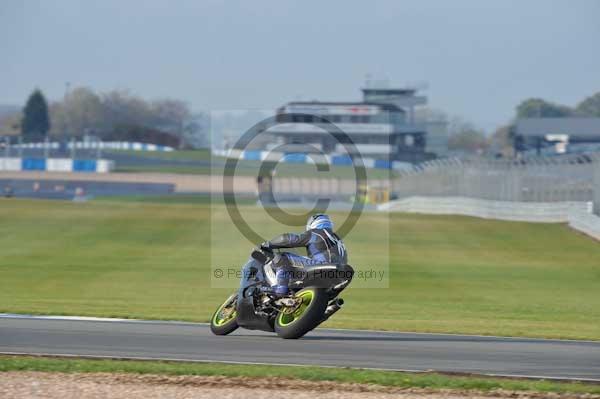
515,118,600,138
361,88,417,95
281,101,404,113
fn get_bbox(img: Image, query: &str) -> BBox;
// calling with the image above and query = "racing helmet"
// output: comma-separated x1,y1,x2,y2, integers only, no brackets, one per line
306,214,333,230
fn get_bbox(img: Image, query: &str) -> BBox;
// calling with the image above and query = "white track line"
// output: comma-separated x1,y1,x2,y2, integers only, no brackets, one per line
1,313,599,344
0,313,202,325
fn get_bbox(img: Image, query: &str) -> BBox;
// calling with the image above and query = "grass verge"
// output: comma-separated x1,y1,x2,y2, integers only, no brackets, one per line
108,149,394,178
1,199,600,340
0,355,599,395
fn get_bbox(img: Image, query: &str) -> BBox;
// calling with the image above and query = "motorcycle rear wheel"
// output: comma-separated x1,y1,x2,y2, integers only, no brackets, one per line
210,293,239,335
274,287,328,339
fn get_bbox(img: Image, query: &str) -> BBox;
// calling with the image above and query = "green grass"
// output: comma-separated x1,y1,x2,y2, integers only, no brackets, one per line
108,149,394,178
92,194,256,205
115,162,393,179
114,165,213,174
107,149,212,162
1,199,600,340
1,356,599,395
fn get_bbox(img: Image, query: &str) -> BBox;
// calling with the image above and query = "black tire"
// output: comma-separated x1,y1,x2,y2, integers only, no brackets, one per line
210,293,239,336
274,287,328,339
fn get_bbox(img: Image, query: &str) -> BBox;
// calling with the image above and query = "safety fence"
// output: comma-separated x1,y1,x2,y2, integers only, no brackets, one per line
392,154,599,202
392,154,600,215
252,153,600,208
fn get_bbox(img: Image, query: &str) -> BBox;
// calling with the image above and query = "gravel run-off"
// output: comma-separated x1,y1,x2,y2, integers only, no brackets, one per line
1,372,599,399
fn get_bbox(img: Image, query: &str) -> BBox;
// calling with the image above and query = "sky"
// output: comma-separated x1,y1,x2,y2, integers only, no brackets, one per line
1,0,600,132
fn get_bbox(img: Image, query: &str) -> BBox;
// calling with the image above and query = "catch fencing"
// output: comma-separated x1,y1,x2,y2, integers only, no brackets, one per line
268,154,600,213
384,153,600,240
392,154,600,215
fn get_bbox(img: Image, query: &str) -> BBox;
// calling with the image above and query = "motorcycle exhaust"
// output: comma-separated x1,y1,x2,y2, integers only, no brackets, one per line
322,298,344,321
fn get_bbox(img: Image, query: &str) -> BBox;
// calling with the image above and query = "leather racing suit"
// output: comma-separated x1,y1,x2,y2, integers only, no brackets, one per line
262,228,347,294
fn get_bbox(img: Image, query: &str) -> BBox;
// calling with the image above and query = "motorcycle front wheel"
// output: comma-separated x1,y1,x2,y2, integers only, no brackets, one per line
274,287,328,339
210,293,239,336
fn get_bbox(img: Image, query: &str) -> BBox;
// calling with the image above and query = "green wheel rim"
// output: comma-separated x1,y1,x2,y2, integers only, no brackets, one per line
277,289,315,327
212,294,237,326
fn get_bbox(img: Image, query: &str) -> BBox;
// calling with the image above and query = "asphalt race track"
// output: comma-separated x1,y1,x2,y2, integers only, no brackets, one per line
1,315,599,381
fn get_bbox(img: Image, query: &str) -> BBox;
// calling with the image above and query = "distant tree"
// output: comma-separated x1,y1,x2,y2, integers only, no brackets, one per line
182,114,209,149
515,98,573,118
104,125,182,148
489,125,513,157
101,89,152,129
21,89,50,141
150,99,190,148
0,112,21,136
64,87,105,136
447,117,488,154
448,130,488,154
151,99,189,128
49,87,105,137
46,86,206,147
575,92,600,117
48,101,67,136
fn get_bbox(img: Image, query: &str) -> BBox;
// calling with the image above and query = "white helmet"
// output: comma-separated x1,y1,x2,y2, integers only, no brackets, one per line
306,214,333,230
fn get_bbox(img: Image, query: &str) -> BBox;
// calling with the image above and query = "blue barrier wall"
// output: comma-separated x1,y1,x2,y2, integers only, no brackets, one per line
22,158,46,171
243,150,262,161
331,155,353,166
73,159,97,172
1,158,112,173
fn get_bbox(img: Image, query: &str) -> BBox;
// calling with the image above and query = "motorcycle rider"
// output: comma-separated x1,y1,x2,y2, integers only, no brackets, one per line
259,214,348,296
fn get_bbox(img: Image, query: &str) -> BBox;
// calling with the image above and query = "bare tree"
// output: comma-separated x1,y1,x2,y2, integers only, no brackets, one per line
47,86,204,147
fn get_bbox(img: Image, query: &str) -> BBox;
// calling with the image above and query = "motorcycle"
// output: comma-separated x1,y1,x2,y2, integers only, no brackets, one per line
210,248,354,339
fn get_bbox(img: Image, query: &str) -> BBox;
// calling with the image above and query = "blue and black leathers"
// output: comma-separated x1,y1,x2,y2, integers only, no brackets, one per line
262,228,347,294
